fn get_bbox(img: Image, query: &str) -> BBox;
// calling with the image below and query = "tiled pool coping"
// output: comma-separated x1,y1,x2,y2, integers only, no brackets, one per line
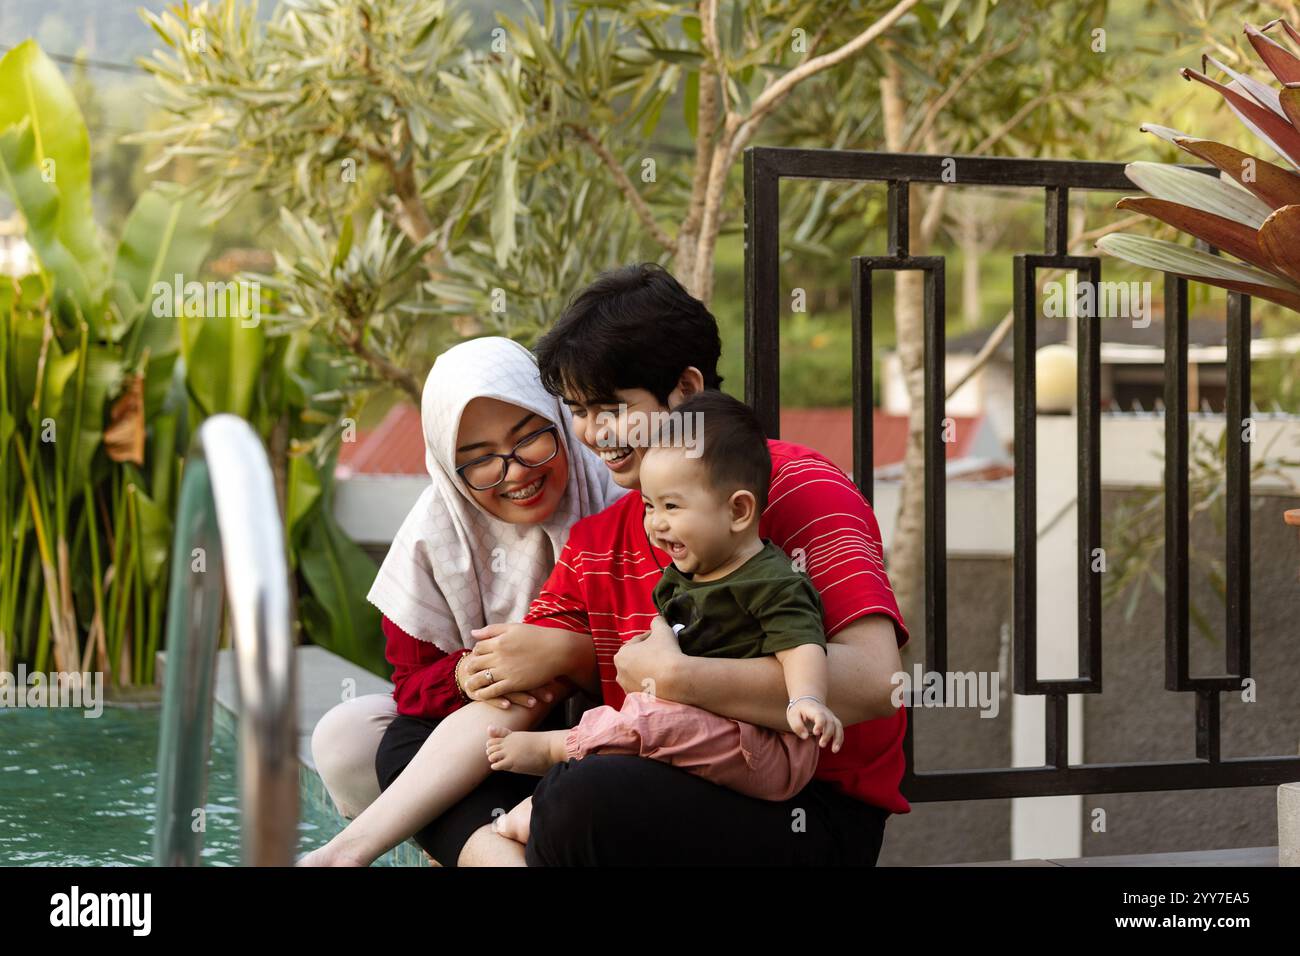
207,645,430,867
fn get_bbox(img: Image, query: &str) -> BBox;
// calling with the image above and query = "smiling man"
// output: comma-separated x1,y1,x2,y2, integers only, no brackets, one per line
486,261,913,865
371,262,912,866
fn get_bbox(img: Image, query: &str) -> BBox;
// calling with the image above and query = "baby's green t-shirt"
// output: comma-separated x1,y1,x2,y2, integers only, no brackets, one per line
652,539,826,659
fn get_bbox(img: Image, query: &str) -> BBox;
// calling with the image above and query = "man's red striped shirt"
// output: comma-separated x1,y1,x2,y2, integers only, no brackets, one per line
524,438,912,814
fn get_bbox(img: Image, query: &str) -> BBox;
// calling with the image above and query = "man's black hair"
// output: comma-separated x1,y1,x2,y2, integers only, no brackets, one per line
655,390,771,512
534,262,723,405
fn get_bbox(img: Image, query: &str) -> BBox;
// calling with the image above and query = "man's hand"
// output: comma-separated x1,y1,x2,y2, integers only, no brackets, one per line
613,615,685,698
465,675,566,711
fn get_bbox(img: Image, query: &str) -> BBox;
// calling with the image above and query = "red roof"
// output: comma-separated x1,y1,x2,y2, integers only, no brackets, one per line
337,403,985,478
781,408,983,475
337,403,425,477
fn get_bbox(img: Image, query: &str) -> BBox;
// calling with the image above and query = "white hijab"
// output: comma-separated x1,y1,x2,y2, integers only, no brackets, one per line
367,336,624,653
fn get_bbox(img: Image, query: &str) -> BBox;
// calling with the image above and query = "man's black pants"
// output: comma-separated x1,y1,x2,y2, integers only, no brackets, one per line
375,713,889,867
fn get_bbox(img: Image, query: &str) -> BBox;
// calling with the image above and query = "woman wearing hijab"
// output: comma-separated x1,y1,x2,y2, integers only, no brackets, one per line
304,336,622,866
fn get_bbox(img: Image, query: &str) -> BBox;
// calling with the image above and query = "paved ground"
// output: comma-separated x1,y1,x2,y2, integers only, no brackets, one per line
938,846,1277,866
207,645,1284,868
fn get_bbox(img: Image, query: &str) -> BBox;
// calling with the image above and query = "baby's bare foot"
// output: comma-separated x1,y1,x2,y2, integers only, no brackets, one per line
484,727,568,775
493,797,534,844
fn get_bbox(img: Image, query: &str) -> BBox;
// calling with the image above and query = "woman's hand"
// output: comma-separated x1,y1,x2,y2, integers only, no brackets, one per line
462,623,578,704
613,615,686,699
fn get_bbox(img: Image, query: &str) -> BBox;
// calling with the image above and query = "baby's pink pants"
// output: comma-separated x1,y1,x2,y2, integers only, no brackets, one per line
564,691,819,801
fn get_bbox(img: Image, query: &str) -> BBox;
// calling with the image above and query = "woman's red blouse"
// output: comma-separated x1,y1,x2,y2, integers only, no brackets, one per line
382,615,468,719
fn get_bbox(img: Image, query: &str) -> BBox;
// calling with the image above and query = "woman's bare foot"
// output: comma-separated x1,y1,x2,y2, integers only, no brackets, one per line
484,727,568,775
493,796,534,844
296,838,370,867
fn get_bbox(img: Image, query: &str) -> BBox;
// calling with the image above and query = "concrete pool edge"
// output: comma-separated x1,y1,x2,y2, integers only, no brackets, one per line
182,645,431,867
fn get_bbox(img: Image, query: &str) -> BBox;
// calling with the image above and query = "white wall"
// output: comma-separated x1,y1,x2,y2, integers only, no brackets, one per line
869,411,1300,860
882,352,992,420
333,475,430,546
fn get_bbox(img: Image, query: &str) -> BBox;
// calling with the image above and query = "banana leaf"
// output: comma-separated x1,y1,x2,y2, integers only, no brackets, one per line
0,121,94,319
58,345,122,497
179,284,265,419
286,452,322,545
113,187,214,358
130,484,172,588
10,313,78,423
297,500,388,678
0,41,107,322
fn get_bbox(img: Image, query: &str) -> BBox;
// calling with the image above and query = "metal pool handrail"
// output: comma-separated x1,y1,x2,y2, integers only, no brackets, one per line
153,415,297,866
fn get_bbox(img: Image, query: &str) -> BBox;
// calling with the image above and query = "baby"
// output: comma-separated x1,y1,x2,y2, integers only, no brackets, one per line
486,390,842,844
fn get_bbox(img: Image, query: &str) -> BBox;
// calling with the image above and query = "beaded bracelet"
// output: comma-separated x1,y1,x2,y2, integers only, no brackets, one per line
453,651,472,703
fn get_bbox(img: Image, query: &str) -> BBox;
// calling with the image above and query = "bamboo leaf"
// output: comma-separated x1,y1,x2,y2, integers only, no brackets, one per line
645,47,703,66
967,0,989,42
490,131,520,268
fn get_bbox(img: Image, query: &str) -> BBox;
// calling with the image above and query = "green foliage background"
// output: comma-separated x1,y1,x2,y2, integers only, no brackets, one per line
3,0,1298,678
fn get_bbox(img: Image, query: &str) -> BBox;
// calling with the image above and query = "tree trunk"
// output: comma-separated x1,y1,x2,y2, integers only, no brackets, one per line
960,196,982,328
880,59,929,658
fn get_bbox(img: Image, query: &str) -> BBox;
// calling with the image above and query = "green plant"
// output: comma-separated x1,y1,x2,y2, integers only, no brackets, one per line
1098,19,1300,311
134,0,1128,650
0,41,212,684
1091,15,1300,644
135,0,1111,346
1,37,396,682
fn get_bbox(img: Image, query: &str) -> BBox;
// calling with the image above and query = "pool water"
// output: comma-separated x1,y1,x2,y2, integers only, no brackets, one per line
0,705,344,866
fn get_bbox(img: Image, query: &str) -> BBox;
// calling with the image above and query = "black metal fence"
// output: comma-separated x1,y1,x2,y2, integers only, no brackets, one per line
742,146,1300,801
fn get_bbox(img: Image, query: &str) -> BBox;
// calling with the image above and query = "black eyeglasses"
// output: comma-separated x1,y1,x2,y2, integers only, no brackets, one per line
455,424,561,491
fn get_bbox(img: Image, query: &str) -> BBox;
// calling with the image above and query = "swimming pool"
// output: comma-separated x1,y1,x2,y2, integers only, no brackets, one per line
0,705,346,866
